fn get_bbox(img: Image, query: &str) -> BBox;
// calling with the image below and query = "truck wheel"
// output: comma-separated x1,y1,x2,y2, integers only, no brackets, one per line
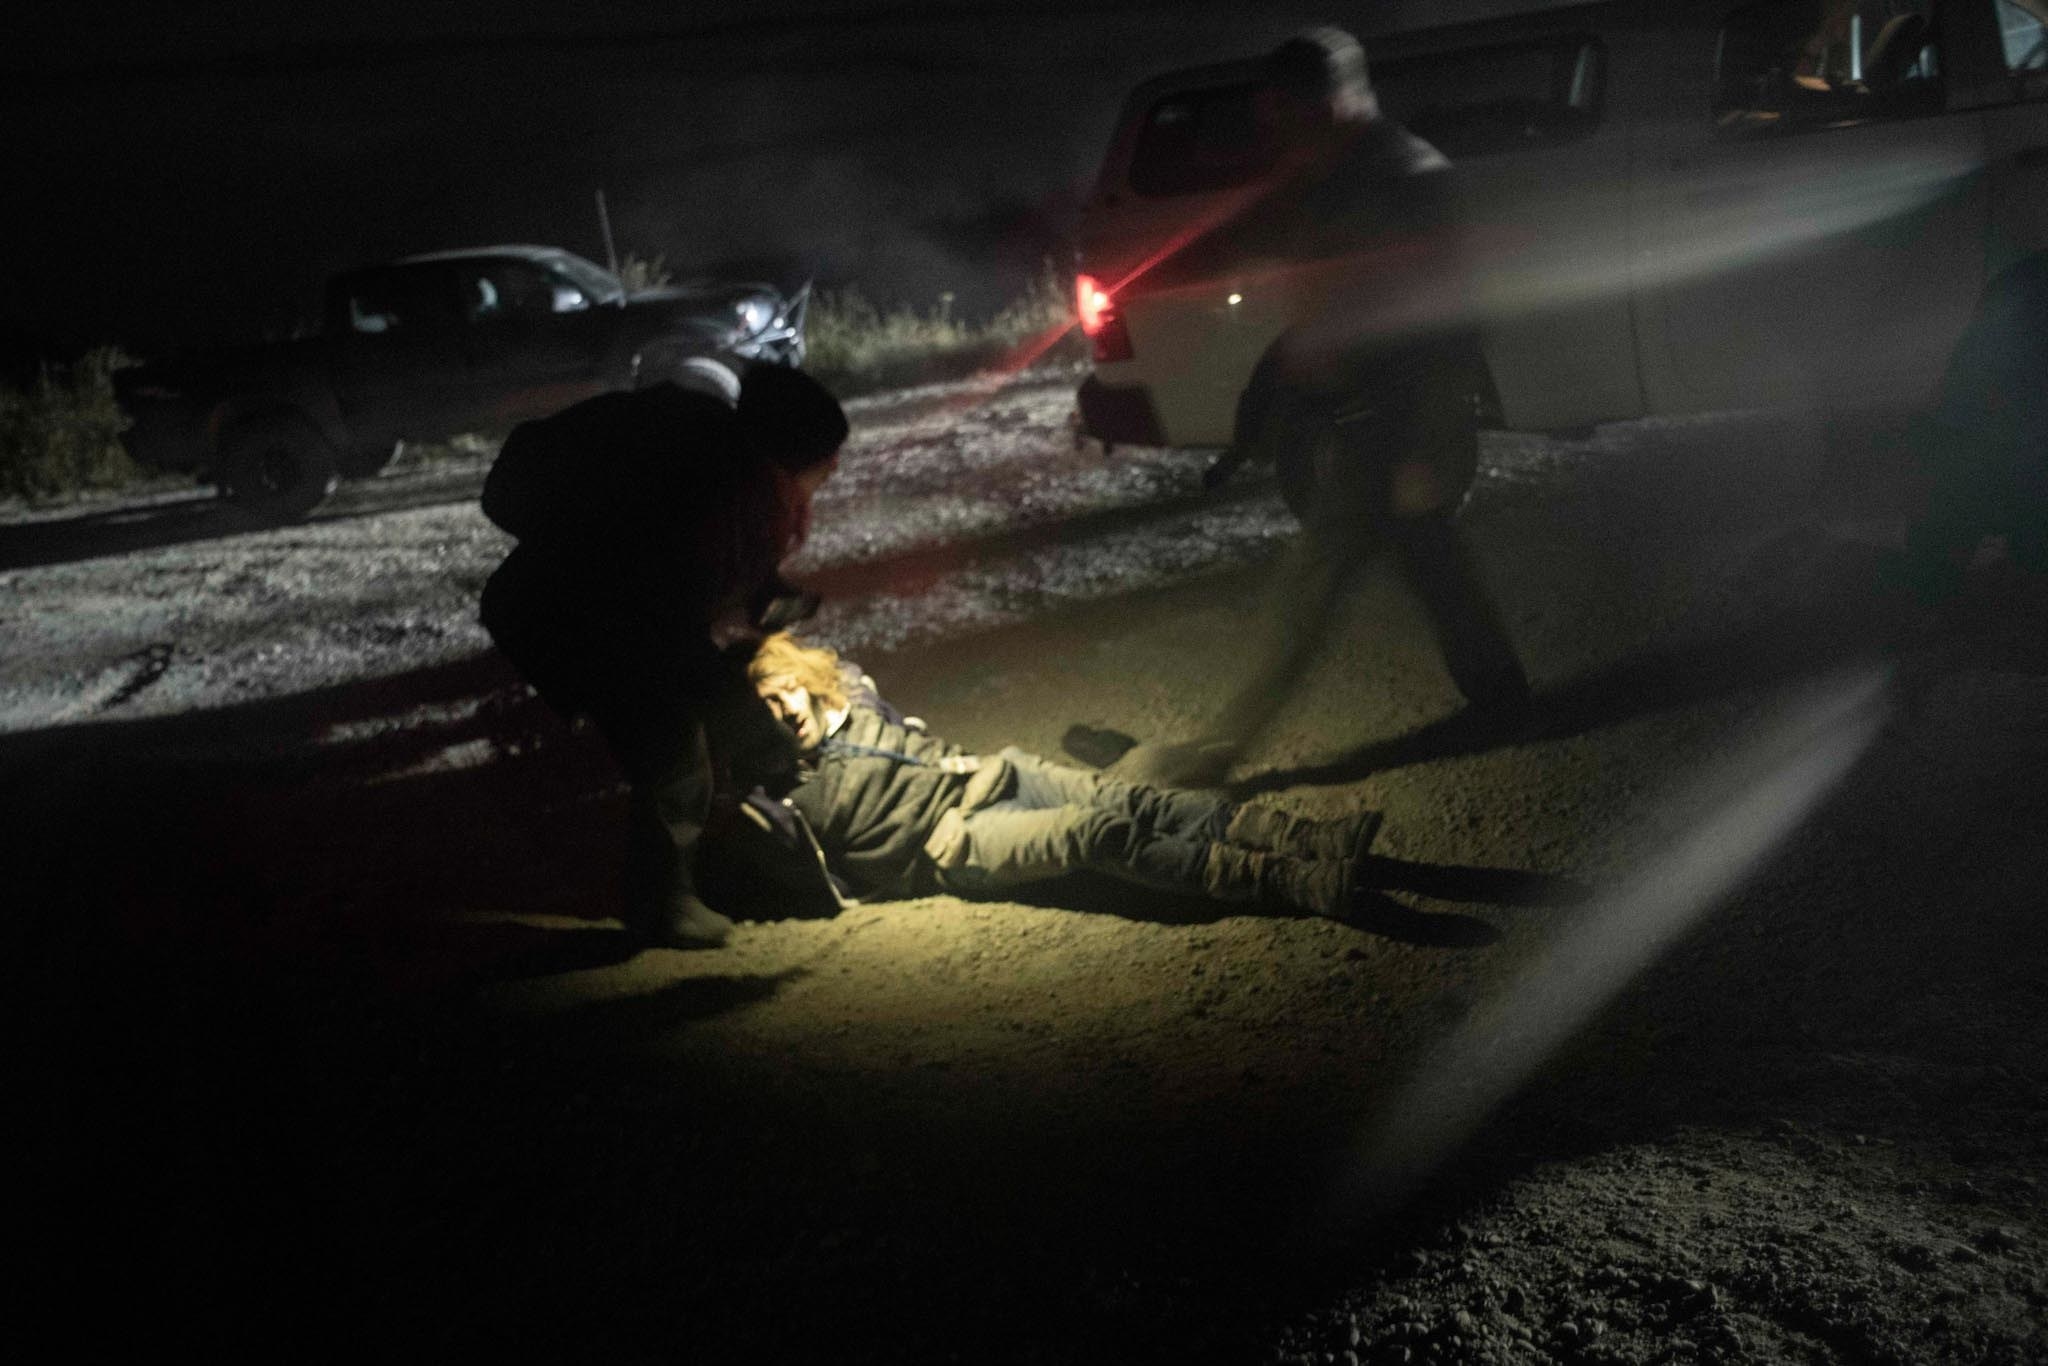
1265,392,1350,527
1267,363,1484,528
217,413,340,522
634,351,741,403
342,438,403,480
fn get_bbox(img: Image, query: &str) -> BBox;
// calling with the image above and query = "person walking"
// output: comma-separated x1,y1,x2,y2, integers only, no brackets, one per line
1125,28,1529,787
479,365,847,949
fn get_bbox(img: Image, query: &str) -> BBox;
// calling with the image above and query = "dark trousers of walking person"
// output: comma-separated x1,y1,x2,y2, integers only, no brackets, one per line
1217,349,1528,750
1223,510,1526,736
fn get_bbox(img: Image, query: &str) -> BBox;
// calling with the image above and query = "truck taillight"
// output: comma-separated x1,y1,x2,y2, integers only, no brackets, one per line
1076,274,1113,336
1076,274,1133,362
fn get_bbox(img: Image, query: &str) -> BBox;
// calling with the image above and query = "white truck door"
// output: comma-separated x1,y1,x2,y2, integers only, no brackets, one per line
1638,0,1986,415
1415,30,1647,432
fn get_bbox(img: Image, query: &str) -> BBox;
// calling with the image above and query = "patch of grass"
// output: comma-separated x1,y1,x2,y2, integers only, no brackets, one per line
617,252,672,293
804,262,1085,397
0,349,142,504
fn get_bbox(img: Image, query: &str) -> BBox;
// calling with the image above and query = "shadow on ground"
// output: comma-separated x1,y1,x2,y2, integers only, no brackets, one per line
14,575,2047,1361
1237,541,1907,793
0,465,492,570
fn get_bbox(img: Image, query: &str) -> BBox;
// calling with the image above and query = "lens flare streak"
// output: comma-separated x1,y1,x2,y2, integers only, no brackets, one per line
1332,667,1893,1218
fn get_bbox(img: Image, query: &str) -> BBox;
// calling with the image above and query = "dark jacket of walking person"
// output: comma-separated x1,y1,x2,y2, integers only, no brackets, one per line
748,633,1383,918
478,366,847,948
1123,28,1529,788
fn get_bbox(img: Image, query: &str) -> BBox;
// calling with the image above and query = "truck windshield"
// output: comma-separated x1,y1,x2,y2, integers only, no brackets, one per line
547,252,625,304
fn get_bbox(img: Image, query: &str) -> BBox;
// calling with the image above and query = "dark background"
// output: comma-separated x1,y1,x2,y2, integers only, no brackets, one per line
7,1,1538,358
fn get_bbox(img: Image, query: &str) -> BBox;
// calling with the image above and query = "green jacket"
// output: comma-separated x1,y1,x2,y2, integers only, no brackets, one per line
785,704,972,895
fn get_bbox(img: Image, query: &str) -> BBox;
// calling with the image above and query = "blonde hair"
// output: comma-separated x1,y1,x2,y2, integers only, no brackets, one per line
748,631,850,711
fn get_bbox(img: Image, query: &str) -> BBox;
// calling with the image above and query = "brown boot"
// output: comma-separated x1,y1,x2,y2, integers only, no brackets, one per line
1223,805,1383,864
1201,843,1352,917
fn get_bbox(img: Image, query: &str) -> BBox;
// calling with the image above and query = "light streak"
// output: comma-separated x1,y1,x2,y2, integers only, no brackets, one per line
1316,666,1892,1227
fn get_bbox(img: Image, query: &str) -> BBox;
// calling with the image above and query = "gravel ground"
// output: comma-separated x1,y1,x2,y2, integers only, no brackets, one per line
8,368,2045,1362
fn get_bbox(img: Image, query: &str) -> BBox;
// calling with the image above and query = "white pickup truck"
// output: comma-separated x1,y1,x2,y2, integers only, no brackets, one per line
1075,0,2048,468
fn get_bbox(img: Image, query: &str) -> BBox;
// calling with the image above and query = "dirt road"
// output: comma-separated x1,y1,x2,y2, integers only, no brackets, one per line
8,369,2045,1362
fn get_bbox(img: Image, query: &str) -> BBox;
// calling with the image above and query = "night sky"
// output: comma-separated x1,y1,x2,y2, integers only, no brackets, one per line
8,2,1536,358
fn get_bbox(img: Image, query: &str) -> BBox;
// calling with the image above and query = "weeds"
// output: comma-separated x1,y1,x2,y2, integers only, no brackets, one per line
0,349,141,504
617,252,673,293
804,262,1084,397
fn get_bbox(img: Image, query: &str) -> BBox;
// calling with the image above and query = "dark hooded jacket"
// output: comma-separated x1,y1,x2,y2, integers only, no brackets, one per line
479,383,794,722
478,382,815,801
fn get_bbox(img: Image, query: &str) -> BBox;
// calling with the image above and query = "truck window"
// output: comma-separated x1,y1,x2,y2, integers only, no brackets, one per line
1715,0,1943,135
1124,36,1606,198
460,259,576,322
1997,0,2048,72
545,251,625,305
344,267,457,335
1128,82,1278,197
1374,35,1607,158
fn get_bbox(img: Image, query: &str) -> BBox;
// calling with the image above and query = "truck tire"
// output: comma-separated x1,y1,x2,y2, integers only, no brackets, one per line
634,350,741,403
341,438,403,480
217,413,340,522
1267,354,1486,530
1264,390,1365,529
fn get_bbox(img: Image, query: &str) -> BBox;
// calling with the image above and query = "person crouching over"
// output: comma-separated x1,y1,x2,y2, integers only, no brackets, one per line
479,366,847,950
748,632,1383,917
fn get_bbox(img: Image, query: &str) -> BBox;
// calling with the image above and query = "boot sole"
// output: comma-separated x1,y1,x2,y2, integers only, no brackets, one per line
1348,810,1386,865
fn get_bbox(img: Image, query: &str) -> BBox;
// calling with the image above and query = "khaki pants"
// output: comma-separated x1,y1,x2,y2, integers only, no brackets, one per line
922,747,1233,896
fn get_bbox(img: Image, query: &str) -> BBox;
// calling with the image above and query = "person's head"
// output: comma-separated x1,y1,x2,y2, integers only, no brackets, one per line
748,631,850,752
738,362,848,496
737,363,847,548
1257,27,1379,147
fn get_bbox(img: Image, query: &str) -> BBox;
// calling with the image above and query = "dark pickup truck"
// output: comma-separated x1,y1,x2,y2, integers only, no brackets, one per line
113,244,809,518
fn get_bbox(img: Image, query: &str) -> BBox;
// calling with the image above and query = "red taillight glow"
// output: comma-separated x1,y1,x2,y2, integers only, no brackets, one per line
1076,274,1114,337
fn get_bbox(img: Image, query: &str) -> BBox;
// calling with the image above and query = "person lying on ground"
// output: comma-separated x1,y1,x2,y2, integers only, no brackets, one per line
746,632,1384,917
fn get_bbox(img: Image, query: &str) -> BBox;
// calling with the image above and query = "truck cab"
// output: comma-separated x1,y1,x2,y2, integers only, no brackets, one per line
1076,0,2048,469
114,244,808,520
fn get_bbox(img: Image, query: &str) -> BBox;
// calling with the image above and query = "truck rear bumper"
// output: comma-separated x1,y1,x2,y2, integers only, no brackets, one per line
1076,375,1168,448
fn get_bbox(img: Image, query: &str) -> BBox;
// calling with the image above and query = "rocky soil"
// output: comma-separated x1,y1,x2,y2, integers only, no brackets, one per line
8,368,2045,1362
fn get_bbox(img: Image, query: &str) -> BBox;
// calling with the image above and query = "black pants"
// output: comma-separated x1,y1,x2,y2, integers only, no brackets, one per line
481,549,792,923
1222,513,1524,728
1217,375,1525,744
